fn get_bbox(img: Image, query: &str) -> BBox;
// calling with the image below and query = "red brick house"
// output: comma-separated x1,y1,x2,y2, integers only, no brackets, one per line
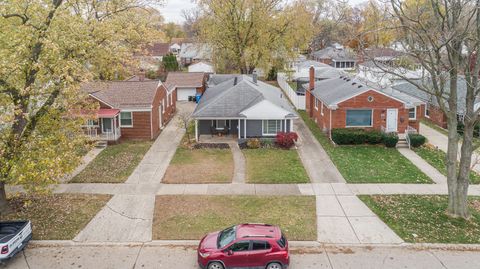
305,67,425,137
81,80,176,141
165,72,207,101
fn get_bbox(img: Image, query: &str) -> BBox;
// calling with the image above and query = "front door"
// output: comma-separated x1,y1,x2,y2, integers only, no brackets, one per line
386,109,398,132
102,118,113,133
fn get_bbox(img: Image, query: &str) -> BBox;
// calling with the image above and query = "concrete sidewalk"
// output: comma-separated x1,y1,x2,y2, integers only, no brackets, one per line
229,142,246,183
5,243,480,269
294,118,345,183
74,103,195,243
397,147,447,184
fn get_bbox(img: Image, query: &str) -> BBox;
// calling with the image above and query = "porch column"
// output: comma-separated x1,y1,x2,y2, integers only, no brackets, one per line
238,119,241,139
290,119,294,132
244,119,247,138
284,119,287,132
195,120,199,142
113,117,117,139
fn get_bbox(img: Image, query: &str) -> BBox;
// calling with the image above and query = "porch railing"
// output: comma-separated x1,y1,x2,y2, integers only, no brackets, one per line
405,126,418,149
84,126,121,141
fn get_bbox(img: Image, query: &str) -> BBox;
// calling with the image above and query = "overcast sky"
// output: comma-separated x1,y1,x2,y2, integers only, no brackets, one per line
159,0,369,24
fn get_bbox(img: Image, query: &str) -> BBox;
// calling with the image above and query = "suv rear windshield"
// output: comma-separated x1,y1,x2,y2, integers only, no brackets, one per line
277,234,287,248
217,226,236,248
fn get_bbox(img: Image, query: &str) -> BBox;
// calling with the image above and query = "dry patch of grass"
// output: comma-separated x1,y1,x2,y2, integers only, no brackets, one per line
243,148,310,184
71,140,152,183
0,194,111,240
163,148,233,183
360,195,480,243
152,195,316,241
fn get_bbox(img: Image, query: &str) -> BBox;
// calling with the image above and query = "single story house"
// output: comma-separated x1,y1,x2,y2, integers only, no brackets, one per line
135,42,171,71
165,72,207,101
311,45,357,70
188,61,215,73
179,43,212,66
392,77,478,129
192,74,298,141
305,67,424,136
292,60,346,95
81,80,176,141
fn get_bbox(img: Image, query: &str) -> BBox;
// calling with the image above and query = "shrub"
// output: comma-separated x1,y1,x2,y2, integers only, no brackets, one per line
331,128,383,145
247,138,261,149
275,132,299,149
261,138,275,148
383,133,399,148
408,134,426,148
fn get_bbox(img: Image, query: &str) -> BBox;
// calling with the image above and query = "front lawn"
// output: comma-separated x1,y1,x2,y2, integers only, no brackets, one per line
152,195,316,241
71,140,153,183
360,195,480,244
413,145,480,184
0,194,111,240
243,148,310,183
299,111,431,183
163,148,233,183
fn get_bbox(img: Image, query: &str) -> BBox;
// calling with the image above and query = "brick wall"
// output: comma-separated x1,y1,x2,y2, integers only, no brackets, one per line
121,111,152,140
425,104,447,128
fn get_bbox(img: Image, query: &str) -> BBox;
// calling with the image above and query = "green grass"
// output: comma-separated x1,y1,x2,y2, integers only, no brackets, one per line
71,140,153,183
413,146,480,184
288,81,297,91
153,195,317,241
0,194,111,240
360,195,480,243
163,148,233,183
243,148,310,183
298,110,431,183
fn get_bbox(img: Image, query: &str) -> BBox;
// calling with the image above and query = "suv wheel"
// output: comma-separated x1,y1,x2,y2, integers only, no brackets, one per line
266,262,283,269
208,262,224,269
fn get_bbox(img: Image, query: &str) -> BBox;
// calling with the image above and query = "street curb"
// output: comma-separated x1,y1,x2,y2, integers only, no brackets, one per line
28,240,480,251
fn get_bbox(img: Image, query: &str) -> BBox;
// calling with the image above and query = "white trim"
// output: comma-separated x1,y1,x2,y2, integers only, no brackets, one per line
314,98,319,110
119,111,133,128
162,99,165,113
215,119,227,130
345,109,373,128
332,88,408,107
244,119,247,138
120,108,152,112
150,109,153,139
408,107,416,120
425,104,430,118
262,120,282,136
320,102,324,116
195,120,199,142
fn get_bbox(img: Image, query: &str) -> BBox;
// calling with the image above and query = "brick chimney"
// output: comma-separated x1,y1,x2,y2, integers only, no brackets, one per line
309,66,315,91
138,69,145,81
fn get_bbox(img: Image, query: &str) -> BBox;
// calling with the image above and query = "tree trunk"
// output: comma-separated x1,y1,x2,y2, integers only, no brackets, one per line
0,181,9,213
445,115,464,217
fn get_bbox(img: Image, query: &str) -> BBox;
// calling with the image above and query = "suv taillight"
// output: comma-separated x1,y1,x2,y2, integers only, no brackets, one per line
1,245,8,254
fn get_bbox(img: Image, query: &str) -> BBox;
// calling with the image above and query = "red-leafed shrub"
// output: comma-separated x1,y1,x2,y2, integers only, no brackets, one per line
275,132,299,149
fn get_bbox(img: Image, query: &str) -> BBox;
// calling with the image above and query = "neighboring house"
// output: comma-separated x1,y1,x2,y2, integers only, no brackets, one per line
81,80,176,141
188,61,215,73
305,67,424,136
192,74,298,142
356,60,424,87
392,77,478,129
179,43,212,66
165,72,207,101
311,45,357,70
292,60,346,95
135,42,171,71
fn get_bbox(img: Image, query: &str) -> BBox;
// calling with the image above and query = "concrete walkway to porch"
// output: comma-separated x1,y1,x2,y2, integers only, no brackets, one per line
397,148,447,184
294,116,345,183
73,102,196,243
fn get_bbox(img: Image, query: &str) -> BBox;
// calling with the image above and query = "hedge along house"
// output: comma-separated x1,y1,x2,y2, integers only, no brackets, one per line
191,74,298,142
81,80,176,141
304,67,425,138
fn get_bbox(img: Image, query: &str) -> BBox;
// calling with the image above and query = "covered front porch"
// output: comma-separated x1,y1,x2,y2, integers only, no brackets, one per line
83,108,122,141
194,118,294,142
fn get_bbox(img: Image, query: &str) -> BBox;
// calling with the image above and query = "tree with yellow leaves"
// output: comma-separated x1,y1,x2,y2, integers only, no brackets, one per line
0,0,164,212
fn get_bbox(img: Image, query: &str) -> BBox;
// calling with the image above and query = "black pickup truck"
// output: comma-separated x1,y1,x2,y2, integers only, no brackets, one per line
0,221,32,262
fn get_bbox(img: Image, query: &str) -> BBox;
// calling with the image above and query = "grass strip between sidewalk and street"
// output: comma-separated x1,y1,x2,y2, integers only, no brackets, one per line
360,195,480,244
298,111,431,184
153,195,316,241
413,145,480,184
243,148,310,184
0,194,111,240
71,140,153,183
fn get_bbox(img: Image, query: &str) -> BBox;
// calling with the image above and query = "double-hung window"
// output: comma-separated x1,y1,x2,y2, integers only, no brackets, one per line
346,109,372,127
425,104,430,118
262,120,282,136
409,107,416,120
162,99,165,113
320,102,324,116
120,112,133,127
314,98,319,110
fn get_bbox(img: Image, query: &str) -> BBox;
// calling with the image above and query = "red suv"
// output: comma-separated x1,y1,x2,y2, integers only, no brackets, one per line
197,224,289,269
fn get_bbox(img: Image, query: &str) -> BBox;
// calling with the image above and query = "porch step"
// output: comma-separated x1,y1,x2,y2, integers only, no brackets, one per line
95,141,108,148
396,139,409,148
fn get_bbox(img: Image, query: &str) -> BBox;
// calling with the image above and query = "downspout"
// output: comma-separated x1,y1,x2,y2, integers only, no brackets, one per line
329,108,332,140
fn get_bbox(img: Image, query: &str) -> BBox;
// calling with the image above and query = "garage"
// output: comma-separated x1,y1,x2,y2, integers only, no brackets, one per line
177,88,197,101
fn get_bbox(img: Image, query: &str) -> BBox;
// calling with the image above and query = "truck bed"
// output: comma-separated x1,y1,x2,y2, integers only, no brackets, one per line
0,221,29,243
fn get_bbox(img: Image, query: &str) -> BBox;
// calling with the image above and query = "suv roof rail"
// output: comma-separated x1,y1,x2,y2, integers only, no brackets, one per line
241,235,273,238
242,223,272,226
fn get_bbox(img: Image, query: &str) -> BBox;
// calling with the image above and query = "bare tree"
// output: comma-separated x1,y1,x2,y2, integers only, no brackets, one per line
361,0,480,219
178,110,192,143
